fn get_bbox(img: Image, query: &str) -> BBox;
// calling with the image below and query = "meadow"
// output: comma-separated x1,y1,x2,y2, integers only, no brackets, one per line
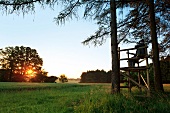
0,82,170,113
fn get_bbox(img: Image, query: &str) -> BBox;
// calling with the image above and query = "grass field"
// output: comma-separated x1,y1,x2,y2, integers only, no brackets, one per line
0,82,170,113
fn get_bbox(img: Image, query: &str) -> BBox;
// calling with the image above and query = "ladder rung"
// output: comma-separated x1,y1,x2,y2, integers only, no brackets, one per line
120,80,128,83
120,58,139,61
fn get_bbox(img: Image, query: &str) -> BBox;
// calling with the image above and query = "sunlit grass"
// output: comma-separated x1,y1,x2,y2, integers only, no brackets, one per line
164,84,170,92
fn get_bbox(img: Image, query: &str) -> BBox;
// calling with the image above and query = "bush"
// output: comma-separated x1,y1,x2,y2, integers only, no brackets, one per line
59,74,68,83
149,61,170,83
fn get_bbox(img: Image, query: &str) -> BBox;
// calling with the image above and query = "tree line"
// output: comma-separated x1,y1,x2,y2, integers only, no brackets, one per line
80,70,111,83
80,59,170,84
80,69,126,83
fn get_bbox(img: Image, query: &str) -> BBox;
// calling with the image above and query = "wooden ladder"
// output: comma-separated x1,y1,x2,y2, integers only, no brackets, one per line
118,46,150,96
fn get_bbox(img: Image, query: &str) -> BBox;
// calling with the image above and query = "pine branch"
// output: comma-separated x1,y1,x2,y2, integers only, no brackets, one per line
0,0,41,5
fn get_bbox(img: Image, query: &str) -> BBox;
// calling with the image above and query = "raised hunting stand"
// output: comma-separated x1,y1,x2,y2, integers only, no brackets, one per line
118,42,150,96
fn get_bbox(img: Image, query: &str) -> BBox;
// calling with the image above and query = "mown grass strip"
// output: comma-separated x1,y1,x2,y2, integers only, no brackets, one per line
0,82,89,92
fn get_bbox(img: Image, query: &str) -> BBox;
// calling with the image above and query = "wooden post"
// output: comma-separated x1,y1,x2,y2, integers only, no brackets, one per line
127,50,131,92
137,62,142,92
118,47,120,61
145,46,150,96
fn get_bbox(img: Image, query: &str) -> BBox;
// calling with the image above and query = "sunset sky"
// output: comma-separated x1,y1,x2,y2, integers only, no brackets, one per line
0,5,133,78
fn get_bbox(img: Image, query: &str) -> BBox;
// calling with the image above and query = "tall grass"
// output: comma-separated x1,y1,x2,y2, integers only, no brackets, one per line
0,82,170,113
74,87,170,113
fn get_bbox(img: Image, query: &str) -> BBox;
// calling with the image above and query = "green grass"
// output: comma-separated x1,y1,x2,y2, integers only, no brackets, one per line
0,82,93,113
0,82,170,113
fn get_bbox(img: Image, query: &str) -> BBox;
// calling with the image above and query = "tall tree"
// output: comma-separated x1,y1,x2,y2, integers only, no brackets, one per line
147,0,164,92
0,46,43,81
110,0,120,93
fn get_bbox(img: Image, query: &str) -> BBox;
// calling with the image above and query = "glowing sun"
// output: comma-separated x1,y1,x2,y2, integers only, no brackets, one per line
27,69,33,75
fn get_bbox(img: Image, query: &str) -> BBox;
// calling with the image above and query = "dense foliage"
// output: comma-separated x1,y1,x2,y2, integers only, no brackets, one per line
80,69,111,83
149,60,170,84
80,69,125,83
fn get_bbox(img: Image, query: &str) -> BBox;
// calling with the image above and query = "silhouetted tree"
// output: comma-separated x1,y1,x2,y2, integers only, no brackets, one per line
0,69,10,81
44,76,58,83
147,0,164,92
0,46,43,81
30,69,48,82
59,74,68,83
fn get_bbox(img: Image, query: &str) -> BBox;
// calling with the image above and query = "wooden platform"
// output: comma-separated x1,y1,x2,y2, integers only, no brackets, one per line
120,66,148,72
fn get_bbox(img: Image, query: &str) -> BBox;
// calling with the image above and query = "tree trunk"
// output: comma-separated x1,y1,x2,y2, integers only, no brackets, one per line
110,0,120,94
147,0,164,92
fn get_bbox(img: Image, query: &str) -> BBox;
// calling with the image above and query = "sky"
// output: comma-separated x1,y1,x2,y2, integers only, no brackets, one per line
0,4,133,78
